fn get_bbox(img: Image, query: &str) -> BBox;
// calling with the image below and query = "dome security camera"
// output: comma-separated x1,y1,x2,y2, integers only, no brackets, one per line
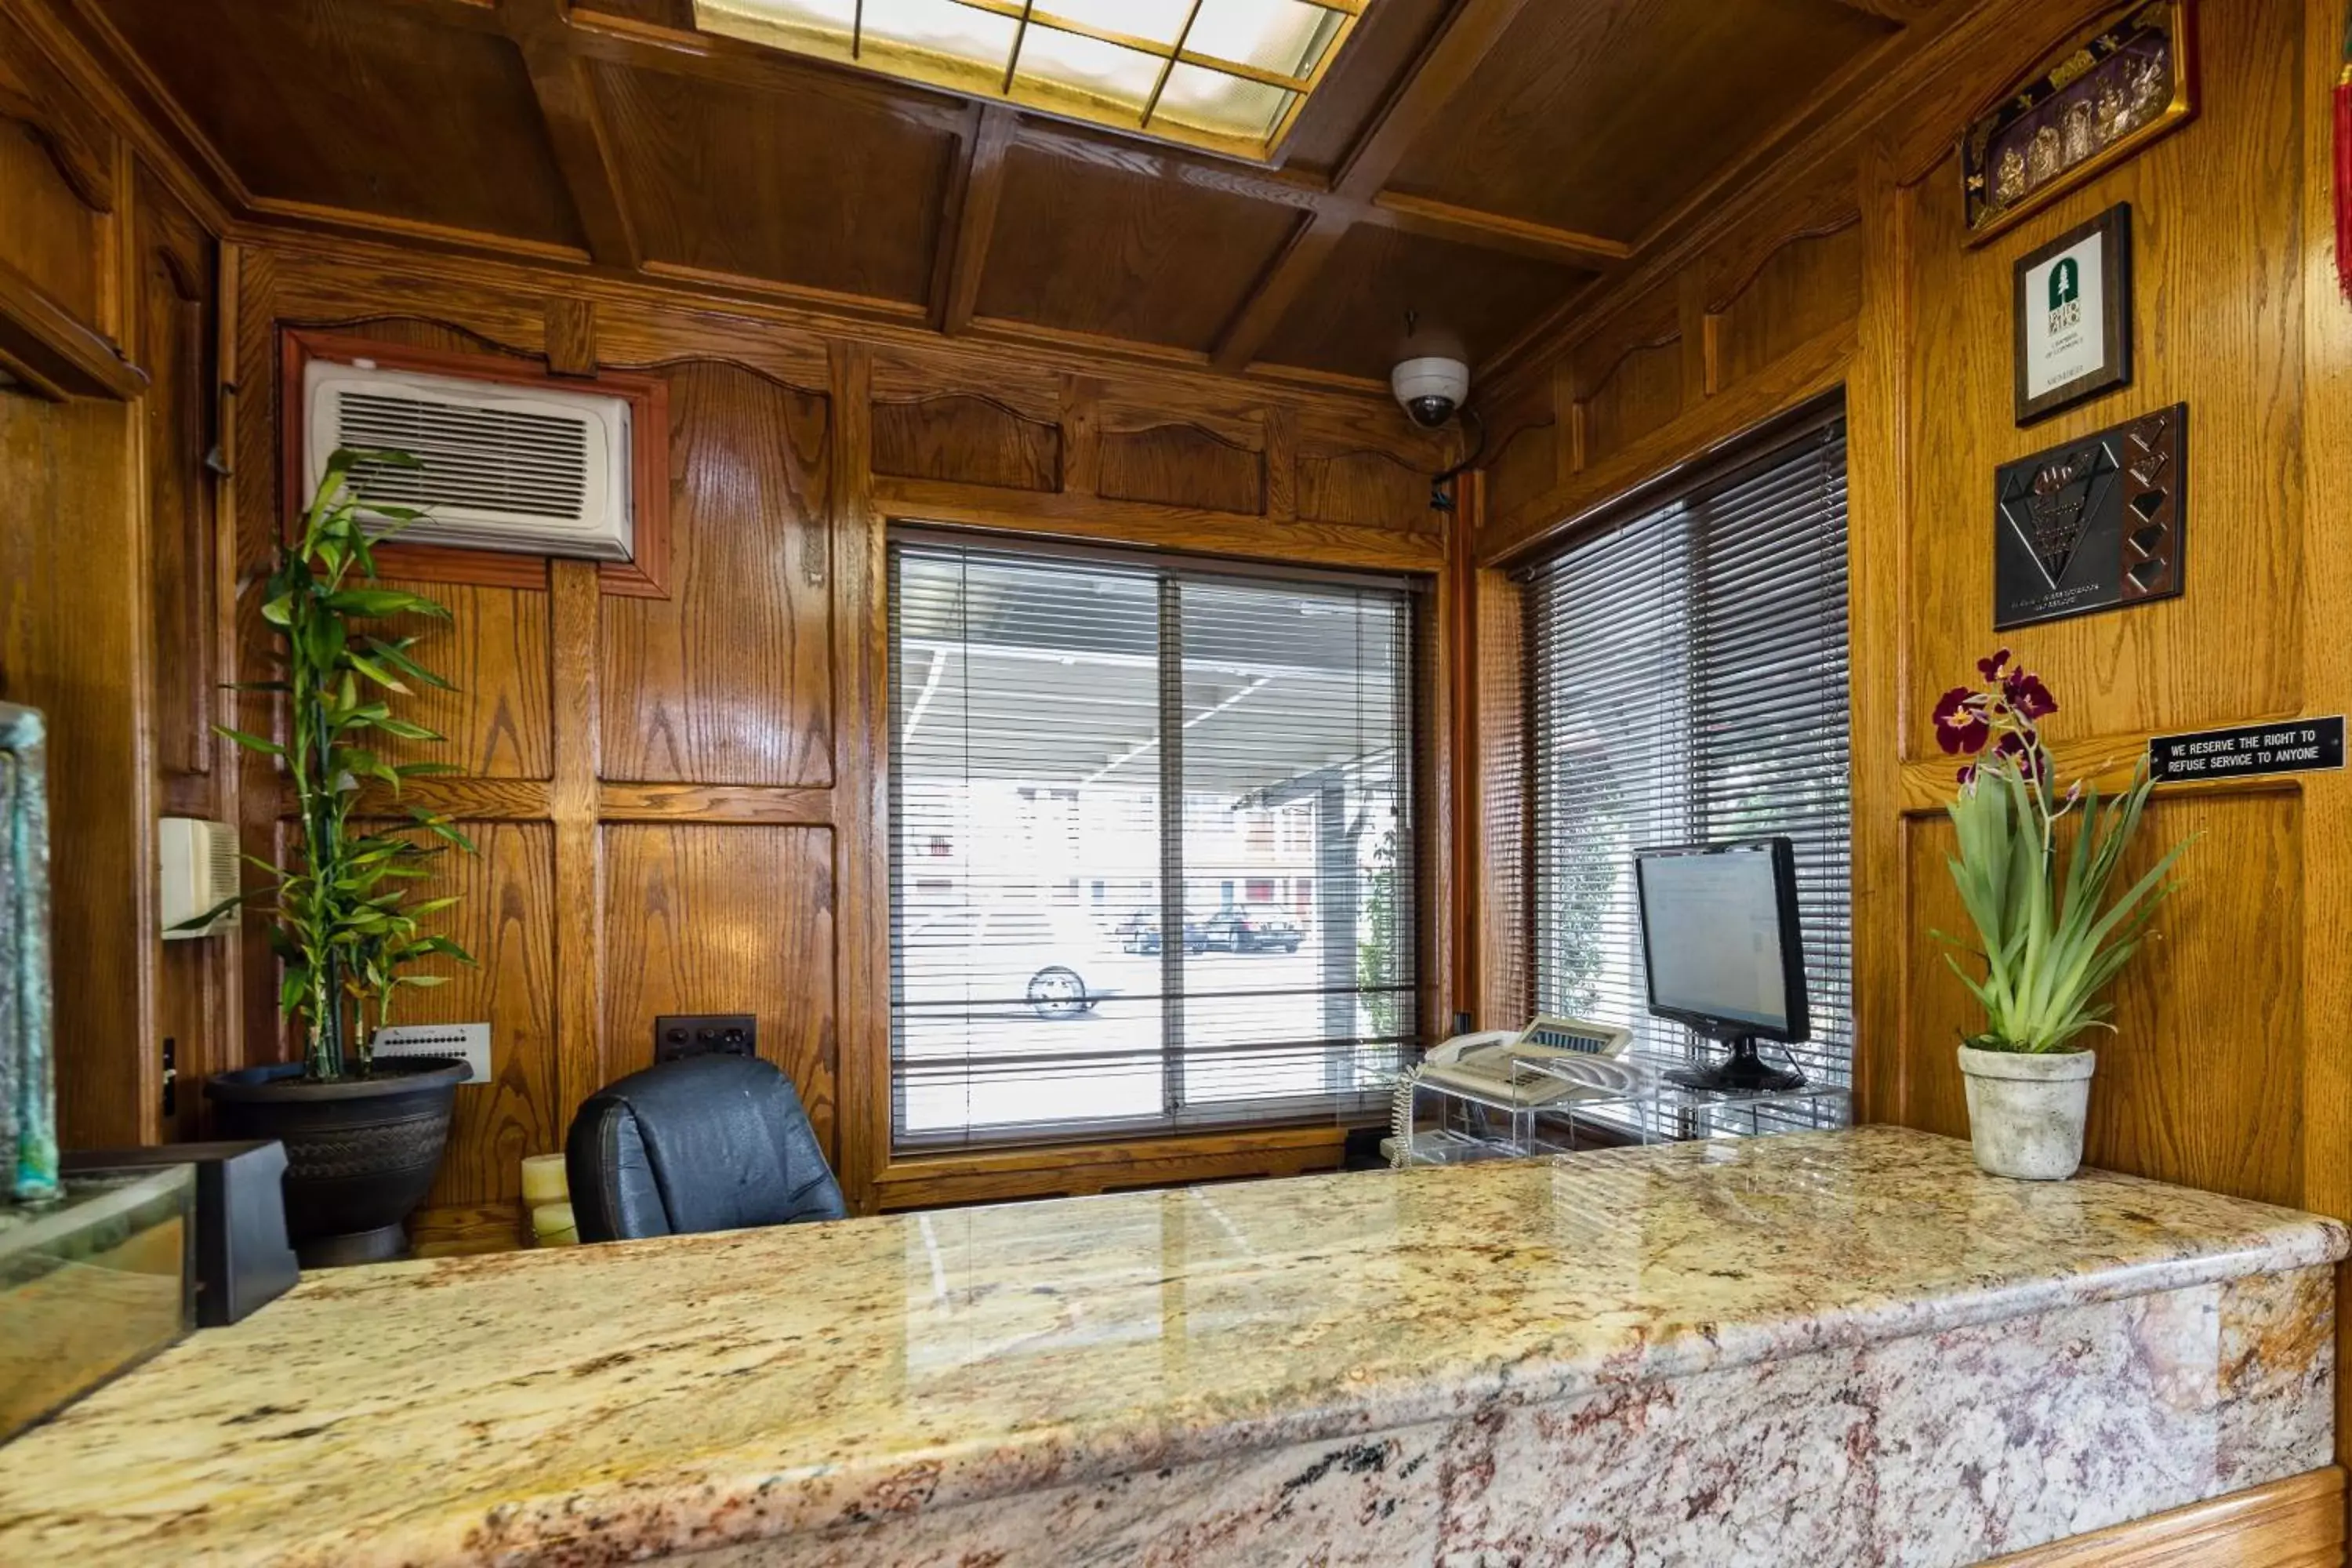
1391,355,1470,429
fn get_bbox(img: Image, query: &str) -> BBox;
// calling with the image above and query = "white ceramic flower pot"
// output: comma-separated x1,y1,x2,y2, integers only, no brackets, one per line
1957,1044,2095,1181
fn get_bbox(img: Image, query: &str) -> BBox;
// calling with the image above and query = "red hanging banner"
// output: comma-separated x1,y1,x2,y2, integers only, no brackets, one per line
2339,7,2352,298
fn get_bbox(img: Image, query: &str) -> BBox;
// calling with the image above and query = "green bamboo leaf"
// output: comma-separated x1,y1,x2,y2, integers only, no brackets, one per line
325,588,450,619
212,724,287,758
345,653,411,695
365,637,456,691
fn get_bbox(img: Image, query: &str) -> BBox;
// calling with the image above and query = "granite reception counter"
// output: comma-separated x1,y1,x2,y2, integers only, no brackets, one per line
0,1126,2340,1566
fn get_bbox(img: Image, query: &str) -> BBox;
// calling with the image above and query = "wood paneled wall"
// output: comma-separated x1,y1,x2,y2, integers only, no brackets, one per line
0,0,225,1152
1471,0,2352,1468
217,240,1450,1247
1,0,1451,1245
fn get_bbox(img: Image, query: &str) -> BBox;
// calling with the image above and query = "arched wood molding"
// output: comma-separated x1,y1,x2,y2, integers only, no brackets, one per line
1577,324,1682,408
151,241,201,308
1098,416,1261,456
869,390,1062,493
1098,419,1267,515
0,20,114,214
1297,445,1432,529
1484,413,1560,517
1707,209,1864,318
624,354,830,405
289,314,543,367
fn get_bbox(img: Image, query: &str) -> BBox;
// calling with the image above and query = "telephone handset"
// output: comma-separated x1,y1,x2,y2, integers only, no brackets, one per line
1414,1014,1642,1109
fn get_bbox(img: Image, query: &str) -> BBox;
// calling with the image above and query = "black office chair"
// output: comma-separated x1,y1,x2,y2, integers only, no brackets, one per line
564,1054,847,1243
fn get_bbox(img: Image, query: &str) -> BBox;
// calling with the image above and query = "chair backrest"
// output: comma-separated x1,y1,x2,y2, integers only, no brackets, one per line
564,1054,846,1242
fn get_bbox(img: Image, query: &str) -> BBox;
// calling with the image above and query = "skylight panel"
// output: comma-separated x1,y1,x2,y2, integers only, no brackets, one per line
1014,25,1163,118
694,0,1368,162
1188,0,1343,77
1154,62,1294,140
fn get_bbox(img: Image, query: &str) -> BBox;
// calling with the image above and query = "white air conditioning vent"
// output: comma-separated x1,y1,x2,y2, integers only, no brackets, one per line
304,360,634,562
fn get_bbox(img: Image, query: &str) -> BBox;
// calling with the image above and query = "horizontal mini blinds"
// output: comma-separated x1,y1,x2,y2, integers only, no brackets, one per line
1523,415,1852,1092
890,535,1416,1152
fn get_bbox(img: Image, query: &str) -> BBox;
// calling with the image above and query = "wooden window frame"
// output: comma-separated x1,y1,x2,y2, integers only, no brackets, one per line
278,327,672,598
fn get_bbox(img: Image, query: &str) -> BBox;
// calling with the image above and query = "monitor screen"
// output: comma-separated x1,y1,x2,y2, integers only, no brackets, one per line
1635,840,1806,1038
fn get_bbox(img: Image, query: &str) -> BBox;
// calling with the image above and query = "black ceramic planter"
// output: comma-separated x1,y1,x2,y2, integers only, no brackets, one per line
206,1056,468,1269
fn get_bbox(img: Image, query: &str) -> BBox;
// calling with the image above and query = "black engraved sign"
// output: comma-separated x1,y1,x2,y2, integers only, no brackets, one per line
2149,718,2344,784
1994,402,2185,630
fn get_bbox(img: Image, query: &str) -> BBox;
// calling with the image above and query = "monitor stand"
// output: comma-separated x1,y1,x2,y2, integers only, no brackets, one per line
1664,1036,1806,1094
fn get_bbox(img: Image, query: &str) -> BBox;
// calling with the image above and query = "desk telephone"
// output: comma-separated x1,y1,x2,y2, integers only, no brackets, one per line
1388,1016,1649,1169
1412,1015,1643,1109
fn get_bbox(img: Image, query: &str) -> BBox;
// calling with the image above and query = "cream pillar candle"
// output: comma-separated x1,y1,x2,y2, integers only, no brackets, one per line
521,1152,568,1206
530,1203,577,1247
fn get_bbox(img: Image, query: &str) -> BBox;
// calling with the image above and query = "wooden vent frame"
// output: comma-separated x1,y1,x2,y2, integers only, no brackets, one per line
279,328,671,597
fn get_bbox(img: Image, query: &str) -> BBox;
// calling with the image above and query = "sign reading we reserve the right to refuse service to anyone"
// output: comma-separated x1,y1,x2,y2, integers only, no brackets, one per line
2147,717,2345,783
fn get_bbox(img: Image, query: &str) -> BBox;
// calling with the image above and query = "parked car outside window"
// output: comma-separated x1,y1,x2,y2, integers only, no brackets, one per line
901,907,1150,1019
1200,906,1302,953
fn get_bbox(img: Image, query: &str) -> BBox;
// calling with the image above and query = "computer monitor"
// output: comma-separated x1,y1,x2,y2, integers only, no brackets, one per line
1634,837,1811,1093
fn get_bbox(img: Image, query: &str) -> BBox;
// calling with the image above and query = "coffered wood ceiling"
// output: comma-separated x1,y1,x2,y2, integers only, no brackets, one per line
53,0,1968,390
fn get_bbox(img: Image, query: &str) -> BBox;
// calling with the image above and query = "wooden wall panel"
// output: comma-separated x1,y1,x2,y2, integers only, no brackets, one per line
203,234,1444,1241
0,16,161,1149
0,4,114,332
1097,420,1265,516
600,361,833,787
396,821,560,1225
0,392,148,1149
1901,797,2303,1209
136,170,215,792
600,823,837,1152
871,392,1059,493
1298,445,1429,529
1900,5,2303,753
135,165,227,1143
1577,335,1684,470
1483,413,1558,528
0,97,104,328
1714,221,1864,390
374,579,553,782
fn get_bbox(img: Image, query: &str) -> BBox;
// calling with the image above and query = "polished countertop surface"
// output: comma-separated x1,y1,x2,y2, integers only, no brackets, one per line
1,1126,2341,1566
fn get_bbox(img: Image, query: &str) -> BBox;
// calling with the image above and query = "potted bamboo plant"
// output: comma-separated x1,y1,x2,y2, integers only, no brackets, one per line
1933,651,2189,1180
197,448,477,1266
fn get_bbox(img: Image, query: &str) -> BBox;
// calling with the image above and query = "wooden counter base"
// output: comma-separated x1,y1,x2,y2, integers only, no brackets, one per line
1985,1466,2345,1567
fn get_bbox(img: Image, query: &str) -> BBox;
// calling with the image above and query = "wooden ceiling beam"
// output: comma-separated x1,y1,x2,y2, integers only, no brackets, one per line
1210,206,1352,374
1210,0,1541,373
503,0,641,270
1365,192,1630,269
1331,0,1537,202
1812,0,1944,20
560,6,971,133
932,103,1018,335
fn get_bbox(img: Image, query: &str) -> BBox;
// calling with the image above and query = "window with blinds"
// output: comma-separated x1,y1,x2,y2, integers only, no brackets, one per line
1523,410,1851,1100
889,533,1417,1152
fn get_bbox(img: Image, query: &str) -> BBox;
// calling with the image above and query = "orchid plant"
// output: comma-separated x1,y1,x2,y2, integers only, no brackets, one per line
1932,651,2188,1054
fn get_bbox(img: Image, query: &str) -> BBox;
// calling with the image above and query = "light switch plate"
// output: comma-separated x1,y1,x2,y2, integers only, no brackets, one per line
373,1022,492,1084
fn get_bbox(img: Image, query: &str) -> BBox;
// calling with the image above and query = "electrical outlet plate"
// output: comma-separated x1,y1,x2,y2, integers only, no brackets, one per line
654,1013,757,1063
372,1022,492,1083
